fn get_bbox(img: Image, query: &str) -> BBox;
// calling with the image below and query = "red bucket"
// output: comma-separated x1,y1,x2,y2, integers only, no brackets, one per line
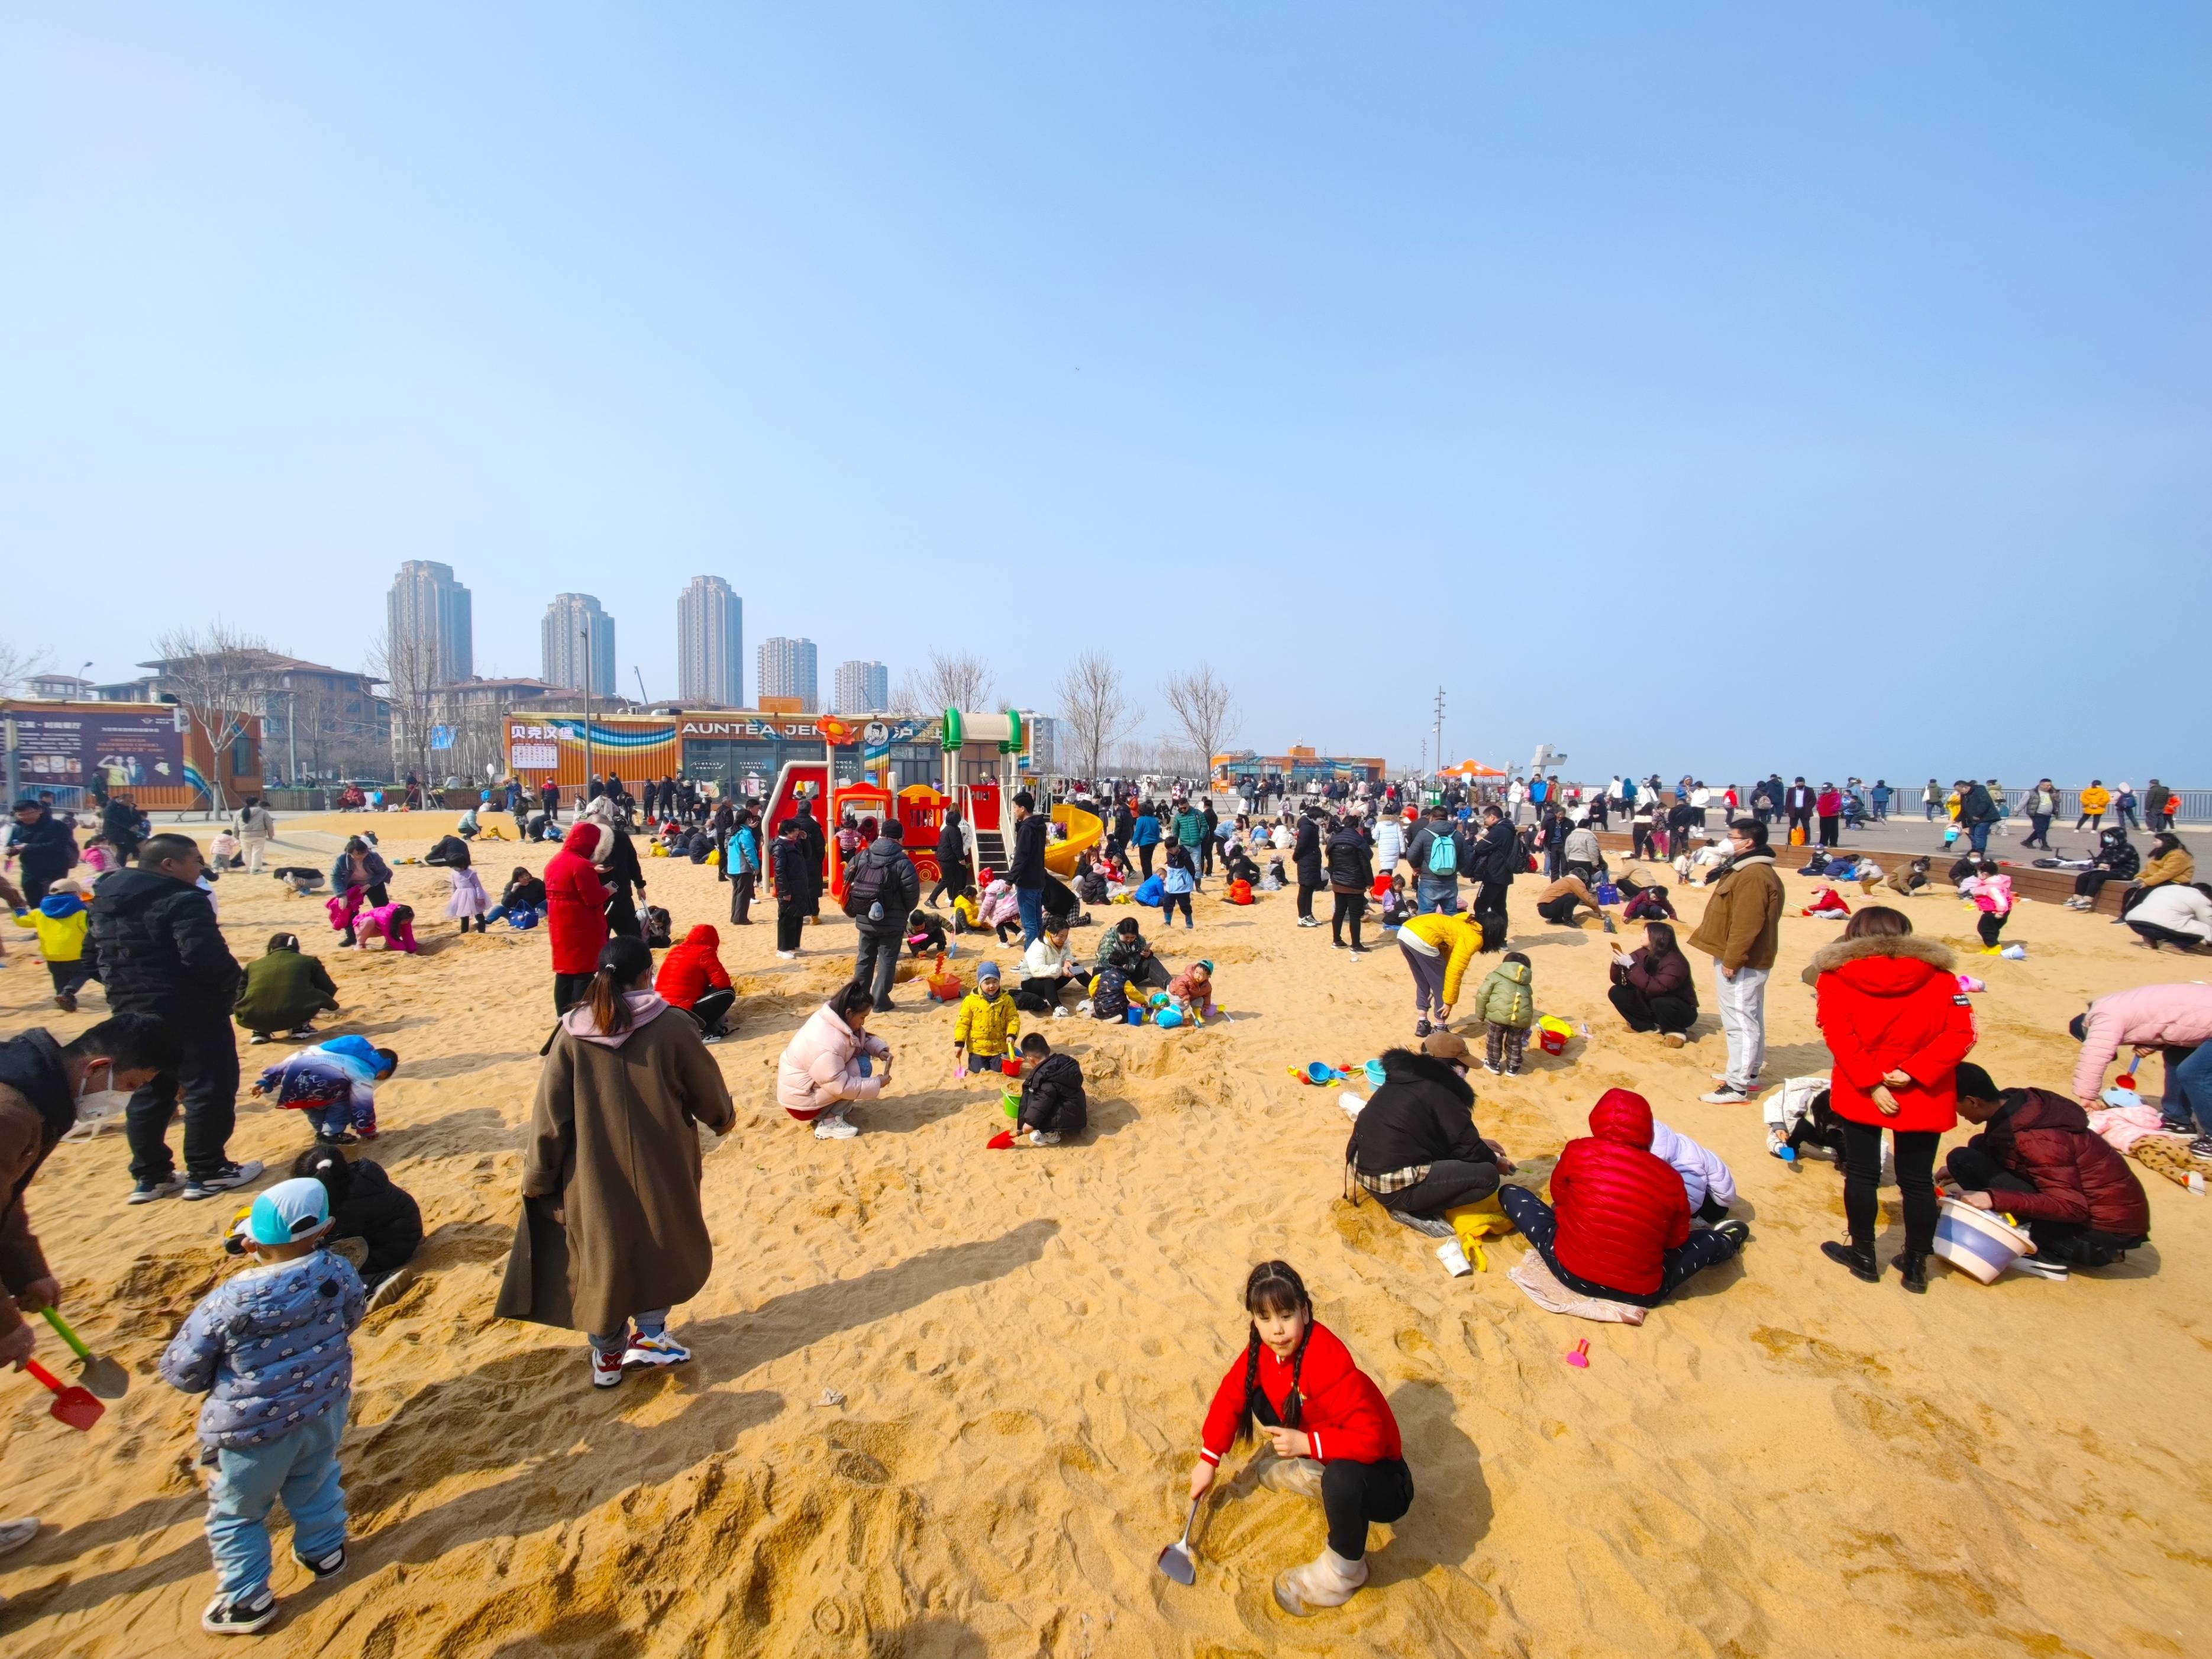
1000,1055,1023,1079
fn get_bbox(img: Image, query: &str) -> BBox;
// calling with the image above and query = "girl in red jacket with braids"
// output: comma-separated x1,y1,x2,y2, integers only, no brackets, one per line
1189,1262,1411,1616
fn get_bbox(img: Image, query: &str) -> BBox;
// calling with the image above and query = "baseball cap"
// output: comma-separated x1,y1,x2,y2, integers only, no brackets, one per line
1422,1030,1472,1066
245,1177,332,1246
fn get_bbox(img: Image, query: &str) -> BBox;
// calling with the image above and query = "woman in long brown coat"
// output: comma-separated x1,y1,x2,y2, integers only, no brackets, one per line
496,935,735,1388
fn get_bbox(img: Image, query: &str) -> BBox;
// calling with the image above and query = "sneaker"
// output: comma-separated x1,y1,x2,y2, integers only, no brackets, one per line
2191,1135,2212,1160
55,991,77,1013
1023,1130,1063,1147
202,1587,279,1635
314,1132,359,1147
1348,948,1365,960
1052,1006,1069,1019
2010,1257,2069,1280
1414,1019,1431,1038
1331,940,1346,950
776,950,797,960
1699,1087,1752,1105
590,1348,624,1389
285,1027,317,1038
1481,1060,1501,1074
128,1174,187,1205
248,1032,272,1045
1662,1032,1685,1048
292,1543,347,1580
1387,1209,1457,1240
182,1161,264,1202
813,1112,859,1141
1714,1219,1752,1247
621,1332,693,1370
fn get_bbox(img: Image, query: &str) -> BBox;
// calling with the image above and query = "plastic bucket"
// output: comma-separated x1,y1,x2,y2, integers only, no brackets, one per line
1002,1091,1020,1119
1126,1006,1145,1026
1000,1055,1022,1079
1536,1016,1573,1057
1932,1198,2035,1284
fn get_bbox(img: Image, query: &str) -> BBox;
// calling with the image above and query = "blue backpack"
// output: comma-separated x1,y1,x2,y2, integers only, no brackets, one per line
1426,831,1461,876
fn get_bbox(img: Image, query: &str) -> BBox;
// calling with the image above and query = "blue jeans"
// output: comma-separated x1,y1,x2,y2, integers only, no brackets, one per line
2162,1044,2212,1134
1415,875,1458,916
206,1405,348,1598
1016,887,1045,948
1968,822,1992,854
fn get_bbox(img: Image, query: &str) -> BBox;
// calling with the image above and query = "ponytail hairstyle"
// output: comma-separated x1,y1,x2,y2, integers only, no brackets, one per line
1232,1261,1314,1445
827,979,876,1025
586,935,656,1035
266,932,301,954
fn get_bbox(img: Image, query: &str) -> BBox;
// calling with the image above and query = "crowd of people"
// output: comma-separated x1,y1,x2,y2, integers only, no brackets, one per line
0,756,2202,1632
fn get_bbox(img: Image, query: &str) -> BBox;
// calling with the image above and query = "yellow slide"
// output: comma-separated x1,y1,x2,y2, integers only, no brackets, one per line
1046,803,1105,876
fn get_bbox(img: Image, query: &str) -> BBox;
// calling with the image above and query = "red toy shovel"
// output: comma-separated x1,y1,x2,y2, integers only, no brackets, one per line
24,1358,105,1431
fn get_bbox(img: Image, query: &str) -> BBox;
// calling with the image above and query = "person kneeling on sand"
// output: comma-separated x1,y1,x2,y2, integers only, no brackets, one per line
1941,1063,2150,1270
1497,1089,1750,1307
1345,1031,1514,1237
1531,873,1607,928
777,980,893,1141
1189,1261,1412,1618
498,937,736,1384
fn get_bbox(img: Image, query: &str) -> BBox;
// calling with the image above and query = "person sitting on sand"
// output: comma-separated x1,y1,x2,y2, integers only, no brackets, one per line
1497,1088,1751,1306
775,980,893,1141
1940,1063,2150,1269
1344,1031,1513,1234
1014,919,1079,1012
1189,1261,1412,1618
1094,915,1171,992
497,937,735,1386
1647,1118,1737,1224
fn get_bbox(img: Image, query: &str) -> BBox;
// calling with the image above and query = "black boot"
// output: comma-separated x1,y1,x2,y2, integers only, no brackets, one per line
1822,1240,1881,1283
1891,1253,1930,1294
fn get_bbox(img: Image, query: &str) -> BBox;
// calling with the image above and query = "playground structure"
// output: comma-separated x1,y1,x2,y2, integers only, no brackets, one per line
756,708,1099,899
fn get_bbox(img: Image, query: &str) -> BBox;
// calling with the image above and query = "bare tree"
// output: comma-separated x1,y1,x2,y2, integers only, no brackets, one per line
366,628,442,785
0,638,54,698
895,652,997,714
151,623,270,815
1161,665,1239,780
1056,651,1144,781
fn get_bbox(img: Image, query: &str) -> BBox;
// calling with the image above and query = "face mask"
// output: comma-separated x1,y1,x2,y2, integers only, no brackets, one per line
77,1060,110,1102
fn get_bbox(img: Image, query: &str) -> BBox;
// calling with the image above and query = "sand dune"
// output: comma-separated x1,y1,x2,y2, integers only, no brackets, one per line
2,814,2206,1657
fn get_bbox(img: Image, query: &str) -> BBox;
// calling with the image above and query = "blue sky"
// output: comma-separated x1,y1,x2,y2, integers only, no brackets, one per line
4,6,2205,780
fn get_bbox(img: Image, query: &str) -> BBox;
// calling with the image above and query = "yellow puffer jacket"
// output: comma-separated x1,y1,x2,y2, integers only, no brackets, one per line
2078,785,2110,814
1397,912,1485,1005
2140,849,2195,889
954,989,1021,1058
12,905,88,963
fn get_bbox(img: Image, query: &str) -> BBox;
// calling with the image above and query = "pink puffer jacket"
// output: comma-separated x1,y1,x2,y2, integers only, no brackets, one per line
2073,982,2212,1102
776,1003,890,1119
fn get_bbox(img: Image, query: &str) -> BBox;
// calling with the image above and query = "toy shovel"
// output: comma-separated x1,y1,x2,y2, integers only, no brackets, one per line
23,1358,105,1431
1157,1497,1201,1585
43,1306,130,1399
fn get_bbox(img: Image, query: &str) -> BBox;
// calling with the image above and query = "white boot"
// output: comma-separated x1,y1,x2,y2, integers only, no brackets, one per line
1273,1546,1368,1616
1258,1456,1325,1499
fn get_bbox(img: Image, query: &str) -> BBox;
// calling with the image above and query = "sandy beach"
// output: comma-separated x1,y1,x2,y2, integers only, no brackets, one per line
2,812,2206,1658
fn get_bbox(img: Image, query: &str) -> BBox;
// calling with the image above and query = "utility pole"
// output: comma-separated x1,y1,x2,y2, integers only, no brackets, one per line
1431,686,1446,777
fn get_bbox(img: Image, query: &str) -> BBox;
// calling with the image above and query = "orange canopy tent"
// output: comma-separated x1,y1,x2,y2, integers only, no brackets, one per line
1439,760,1507,778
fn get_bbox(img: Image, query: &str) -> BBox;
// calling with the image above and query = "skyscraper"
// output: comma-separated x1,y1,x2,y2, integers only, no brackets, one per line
542,593,616,697
677,576,744,706
833,660,890,715
757,637,818,706
386,560,473,685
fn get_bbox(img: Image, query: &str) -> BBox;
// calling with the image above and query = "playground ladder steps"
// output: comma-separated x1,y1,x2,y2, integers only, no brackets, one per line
971,827,1008,878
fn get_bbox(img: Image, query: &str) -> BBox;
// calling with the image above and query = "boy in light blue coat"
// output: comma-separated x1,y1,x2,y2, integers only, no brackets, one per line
160,1177,367,1636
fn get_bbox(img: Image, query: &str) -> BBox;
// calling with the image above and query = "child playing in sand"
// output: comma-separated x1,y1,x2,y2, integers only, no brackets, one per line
952,962,1020,1078
906,905,947,957
253,1035,399,1144
1015,918,1079,1012
1376,873,1412,934
1166,959,1219,1022
160,1177,366,1637
1884,857,1933,898
990,1032,1087,1147
208,827,243,872
1800,886,1851,919
1261,854,1287,892
1160,839,1197,929
979,874,1022,944
951,882,984,934
1188,1261,1411,1617
351,902,418,953
439,840,492,934
1648,1118,1739,1224
1622,882,1677,922
1472,950,1535,1075
1964,860,2014,953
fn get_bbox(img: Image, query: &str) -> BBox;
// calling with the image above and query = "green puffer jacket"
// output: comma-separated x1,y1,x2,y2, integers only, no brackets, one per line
1472,960,1534,1029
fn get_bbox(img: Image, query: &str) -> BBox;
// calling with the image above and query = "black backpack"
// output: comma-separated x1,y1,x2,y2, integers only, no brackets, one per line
842,850,903,921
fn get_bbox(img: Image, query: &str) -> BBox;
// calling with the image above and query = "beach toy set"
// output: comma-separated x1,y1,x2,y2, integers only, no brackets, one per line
1931,1198,2038,1283
1535,1016,1575,1057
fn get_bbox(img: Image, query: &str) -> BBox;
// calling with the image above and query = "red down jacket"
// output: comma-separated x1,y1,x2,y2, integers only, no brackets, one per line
544,823,611,976
655,924,731,1011
1811,932,1977,1133
1199,1322,1400,1467
1548,1089,1690,1297
1963,1088,2152,1237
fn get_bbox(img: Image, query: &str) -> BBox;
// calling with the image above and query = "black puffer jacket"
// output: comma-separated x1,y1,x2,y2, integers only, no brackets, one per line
291,1148,424,1285
1326,827,1374,893
1346,1048,1494,1180
1018,1052,1088,1137
1294,817,1323,884
1468,821,1517,885
848,837,921,931
89,868,240,1019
